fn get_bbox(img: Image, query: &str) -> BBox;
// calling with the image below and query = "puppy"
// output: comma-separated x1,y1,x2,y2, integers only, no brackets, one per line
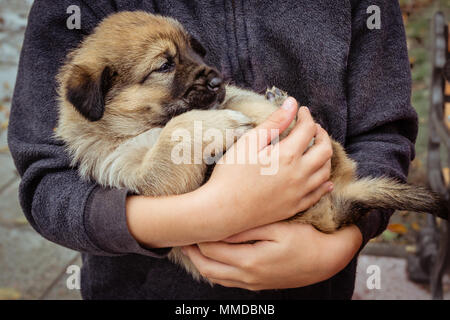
55,11,448,282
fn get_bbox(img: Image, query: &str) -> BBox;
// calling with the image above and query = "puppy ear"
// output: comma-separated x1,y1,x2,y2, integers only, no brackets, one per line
189,36,206,57
65,65,114,121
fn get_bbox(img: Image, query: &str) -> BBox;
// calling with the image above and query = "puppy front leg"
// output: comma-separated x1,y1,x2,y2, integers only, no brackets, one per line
89,126,203,196
222,85,294,138
222,85,279,125
135,109,254,197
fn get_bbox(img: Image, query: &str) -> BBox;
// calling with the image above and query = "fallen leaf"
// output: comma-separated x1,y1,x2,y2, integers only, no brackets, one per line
3,82,10,90
13,217,29,226
388,223,408,235
411,222,420,231
443,168,449,186
1,120,8,130
381,229,398,241
411,159,422,169
0,146,9,153
402,13,408,25
0,288,21,300
406,245,417,253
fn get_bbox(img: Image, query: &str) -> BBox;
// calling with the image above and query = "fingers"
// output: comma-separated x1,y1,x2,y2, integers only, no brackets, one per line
304,158,332,191
184,242,268,290
207,278,260,291
279,106,318,154
297,180,334,212
223,224,279,243
247,97,298,150
195,241,256,267
183,245,244,280
301,124,333,174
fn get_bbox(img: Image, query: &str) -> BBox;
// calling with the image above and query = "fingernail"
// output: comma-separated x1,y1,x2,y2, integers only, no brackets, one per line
281,97,296,110
327,182,334,192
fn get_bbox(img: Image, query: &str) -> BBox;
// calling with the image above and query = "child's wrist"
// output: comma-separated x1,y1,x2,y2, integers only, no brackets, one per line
190,180,237,242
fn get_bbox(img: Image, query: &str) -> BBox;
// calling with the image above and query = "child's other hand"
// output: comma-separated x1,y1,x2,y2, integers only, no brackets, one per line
182,222,362,290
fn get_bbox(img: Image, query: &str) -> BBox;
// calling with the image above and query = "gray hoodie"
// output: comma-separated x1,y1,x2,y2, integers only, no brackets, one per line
8,0,417,299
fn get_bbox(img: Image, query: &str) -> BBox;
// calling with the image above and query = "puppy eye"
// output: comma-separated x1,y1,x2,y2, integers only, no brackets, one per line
140,58,175,84
155,60,175,73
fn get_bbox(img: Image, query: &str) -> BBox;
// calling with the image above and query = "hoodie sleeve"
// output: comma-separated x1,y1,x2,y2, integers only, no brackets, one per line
7,0,170,257
345,0,418,248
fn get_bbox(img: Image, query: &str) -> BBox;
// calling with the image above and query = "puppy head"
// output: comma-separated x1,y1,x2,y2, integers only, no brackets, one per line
58,11,225,138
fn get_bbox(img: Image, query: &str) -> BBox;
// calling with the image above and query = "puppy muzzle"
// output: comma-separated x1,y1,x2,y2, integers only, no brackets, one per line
183,67,226,110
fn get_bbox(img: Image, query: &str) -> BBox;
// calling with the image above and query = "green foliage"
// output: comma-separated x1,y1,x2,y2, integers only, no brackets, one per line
402,0,449,166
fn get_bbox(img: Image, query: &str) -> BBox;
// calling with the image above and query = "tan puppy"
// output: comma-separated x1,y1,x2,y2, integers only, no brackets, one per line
55,11,448,282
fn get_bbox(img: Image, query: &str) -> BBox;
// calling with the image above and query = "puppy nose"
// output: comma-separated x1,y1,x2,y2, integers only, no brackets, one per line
207,77,222,91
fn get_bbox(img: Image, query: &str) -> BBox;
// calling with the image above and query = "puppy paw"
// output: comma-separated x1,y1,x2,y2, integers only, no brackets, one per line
265,86,289,107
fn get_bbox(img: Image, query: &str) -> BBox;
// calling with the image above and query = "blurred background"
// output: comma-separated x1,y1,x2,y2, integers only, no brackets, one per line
0,0,449,300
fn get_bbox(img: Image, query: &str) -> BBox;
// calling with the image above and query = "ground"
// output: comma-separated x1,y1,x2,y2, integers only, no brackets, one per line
0,0,448,300
0,0,82,300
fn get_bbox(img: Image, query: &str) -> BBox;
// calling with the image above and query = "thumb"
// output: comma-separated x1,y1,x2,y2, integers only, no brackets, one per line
247,97,297,150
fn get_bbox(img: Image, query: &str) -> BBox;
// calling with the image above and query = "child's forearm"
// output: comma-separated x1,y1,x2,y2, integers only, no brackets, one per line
126,183,229,248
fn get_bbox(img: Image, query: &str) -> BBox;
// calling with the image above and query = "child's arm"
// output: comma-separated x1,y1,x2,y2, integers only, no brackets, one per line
126,102,334,248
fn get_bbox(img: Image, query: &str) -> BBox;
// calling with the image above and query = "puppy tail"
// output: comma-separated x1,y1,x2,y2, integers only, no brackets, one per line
345,177,448,220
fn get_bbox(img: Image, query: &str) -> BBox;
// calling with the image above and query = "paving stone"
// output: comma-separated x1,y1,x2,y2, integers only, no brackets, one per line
0,1,78,301
0,63,19,102
0,0,32,17
0,95,19,190
0,0,28,191
353,255,450,300
0,224,79,299
0,155,17,191
0,179,25,227
42,255,82,300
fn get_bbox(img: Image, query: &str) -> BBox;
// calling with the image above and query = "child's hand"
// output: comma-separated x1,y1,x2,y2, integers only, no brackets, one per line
202,98,333,240
182,222,362,290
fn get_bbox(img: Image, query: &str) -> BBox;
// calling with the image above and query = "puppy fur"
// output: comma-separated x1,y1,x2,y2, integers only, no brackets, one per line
55,11,448,282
